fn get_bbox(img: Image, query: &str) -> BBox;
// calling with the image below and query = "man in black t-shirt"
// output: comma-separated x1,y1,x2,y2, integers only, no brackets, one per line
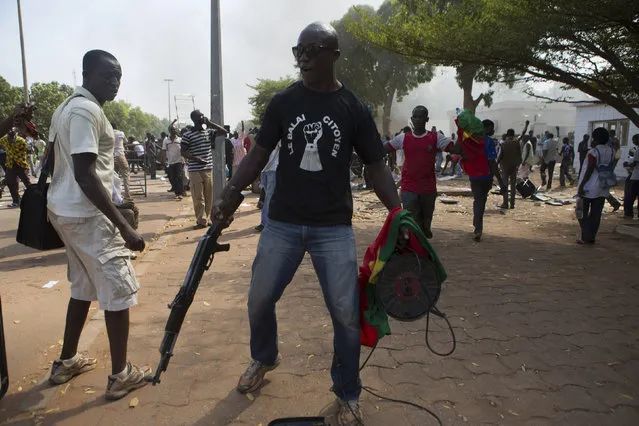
213,22,402,425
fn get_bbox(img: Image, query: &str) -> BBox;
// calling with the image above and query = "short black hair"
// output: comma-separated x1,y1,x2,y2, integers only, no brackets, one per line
412,105,428,116
402,126,411,133
563,137,570,143
83,50,117,74
482,119,494,129
506,129,515,137
548,133,554,138
592,127,609,145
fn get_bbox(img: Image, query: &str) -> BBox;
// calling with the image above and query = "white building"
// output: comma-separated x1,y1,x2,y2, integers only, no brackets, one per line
574,104,638,176
447,100,577,139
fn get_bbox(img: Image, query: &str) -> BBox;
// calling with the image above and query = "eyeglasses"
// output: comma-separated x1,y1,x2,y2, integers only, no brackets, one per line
292,44,333,59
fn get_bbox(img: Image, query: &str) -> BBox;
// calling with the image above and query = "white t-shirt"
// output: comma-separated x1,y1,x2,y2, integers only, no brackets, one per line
113,129,126,157
578,144,613,199
48,87,115,217
163,136,184,165
133,142,145,156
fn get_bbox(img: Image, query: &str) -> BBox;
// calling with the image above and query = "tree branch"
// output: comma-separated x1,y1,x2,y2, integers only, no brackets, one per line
523,90,598,104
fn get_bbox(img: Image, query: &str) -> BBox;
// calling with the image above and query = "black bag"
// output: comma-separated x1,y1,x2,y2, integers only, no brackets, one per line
16,140,64,250
516,178,536,198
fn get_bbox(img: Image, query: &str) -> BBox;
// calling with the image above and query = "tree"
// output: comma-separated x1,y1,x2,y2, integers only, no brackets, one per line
0,76,22,120
247,77,297,121
350,0,639,126
30,82,73,138
350,0,515,115
337,3,434,136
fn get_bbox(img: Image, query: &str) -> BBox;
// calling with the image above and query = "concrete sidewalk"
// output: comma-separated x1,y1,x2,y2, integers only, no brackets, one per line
2,187,639,425
0,172,192,422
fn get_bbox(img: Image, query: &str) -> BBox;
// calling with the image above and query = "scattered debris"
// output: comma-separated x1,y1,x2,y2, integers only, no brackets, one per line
61,383,71,395
246,393,255,401
42,280,59,289
129,397,139,408
440,198,458,205
13,320,20,324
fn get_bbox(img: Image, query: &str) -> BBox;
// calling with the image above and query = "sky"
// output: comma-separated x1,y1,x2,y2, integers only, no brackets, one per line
0,0,583,131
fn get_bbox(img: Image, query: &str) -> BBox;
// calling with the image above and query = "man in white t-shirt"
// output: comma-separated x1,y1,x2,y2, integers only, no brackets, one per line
576,127,614,245
163,122,186,199
46,50,151,400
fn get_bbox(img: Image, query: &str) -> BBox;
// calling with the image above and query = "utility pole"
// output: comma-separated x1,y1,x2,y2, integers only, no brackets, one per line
164,79,173,121
211,0,226,201
16,0,29,103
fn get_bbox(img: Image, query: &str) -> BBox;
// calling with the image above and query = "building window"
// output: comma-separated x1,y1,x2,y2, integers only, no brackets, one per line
589,119,630,146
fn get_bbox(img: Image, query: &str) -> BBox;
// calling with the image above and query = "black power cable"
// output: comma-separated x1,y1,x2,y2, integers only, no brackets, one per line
333,249,456,425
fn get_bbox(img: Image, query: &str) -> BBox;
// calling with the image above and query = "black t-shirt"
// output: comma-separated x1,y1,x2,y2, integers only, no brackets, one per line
257,81,384,226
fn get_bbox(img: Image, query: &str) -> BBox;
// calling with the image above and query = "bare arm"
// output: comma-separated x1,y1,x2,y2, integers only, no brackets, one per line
366,160,401,211
489,158,503,186
212,144,271,221
180,146,206,164
1,104,33,137
519,120,530,140
73,153,144,251
578,157,596,196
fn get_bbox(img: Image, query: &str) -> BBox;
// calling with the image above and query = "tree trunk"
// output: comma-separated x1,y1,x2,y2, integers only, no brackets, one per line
382,88,396,138
457,63,484,115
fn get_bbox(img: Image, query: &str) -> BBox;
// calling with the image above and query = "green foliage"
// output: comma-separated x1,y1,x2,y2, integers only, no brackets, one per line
104,101,169,140
0,75,169,141
30,81,73,138
247,77,297,121
0,76,22,122
337,3,434,136
350,0,639,125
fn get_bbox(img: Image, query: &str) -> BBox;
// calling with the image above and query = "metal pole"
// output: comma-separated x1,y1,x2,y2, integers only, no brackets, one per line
164,79,173,121
16,0,29,103
211,0,226,201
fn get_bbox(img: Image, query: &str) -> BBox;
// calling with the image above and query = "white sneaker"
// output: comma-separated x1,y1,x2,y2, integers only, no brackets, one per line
49,353,97,385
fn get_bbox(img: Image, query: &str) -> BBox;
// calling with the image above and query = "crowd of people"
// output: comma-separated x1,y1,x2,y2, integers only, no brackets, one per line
1,19,639,426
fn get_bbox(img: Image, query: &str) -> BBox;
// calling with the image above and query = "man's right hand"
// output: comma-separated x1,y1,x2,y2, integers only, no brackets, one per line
121,226,145,252
211,199,234,229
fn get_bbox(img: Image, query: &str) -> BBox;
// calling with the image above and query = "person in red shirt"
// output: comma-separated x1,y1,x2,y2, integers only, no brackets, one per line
456,119,503,242
385,106,453,238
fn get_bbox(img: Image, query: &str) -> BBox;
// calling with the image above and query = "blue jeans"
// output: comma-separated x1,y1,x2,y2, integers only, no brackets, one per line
260,170,276,227
248,219,361,401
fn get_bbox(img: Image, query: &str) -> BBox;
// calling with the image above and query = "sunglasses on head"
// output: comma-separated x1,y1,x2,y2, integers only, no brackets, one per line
292,44,334,59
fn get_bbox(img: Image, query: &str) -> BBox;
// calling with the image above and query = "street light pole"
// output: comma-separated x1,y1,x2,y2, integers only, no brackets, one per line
16,0,29,103
164,79,173,122
211,0,226,201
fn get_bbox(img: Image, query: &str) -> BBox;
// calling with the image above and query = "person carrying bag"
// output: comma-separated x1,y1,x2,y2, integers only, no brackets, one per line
15,137,64,250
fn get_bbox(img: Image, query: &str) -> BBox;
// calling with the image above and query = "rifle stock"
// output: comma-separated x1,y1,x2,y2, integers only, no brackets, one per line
151,192,244,385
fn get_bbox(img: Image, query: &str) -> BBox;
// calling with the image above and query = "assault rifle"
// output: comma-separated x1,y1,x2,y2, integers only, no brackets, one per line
150,191,244,385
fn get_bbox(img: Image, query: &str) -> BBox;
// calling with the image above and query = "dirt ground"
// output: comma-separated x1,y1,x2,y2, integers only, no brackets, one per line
1,176,638,425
